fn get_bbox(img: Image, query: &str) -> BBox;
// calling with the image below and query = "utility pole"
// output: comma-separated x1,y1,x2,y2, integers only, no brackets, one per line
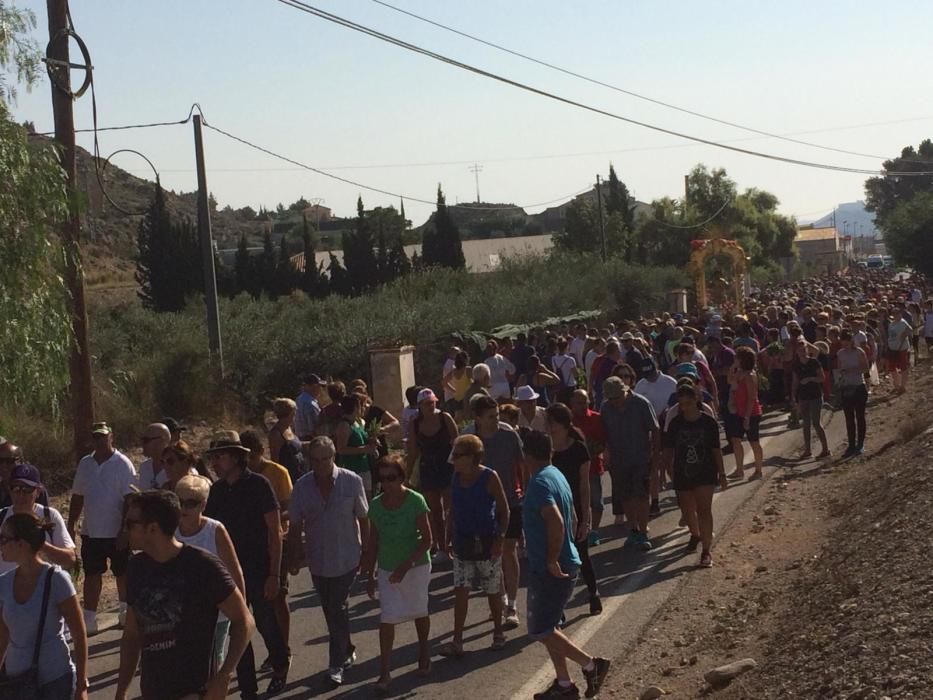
468,163,483,204
595,174,607,262
46,0,94,458
192,115,224,375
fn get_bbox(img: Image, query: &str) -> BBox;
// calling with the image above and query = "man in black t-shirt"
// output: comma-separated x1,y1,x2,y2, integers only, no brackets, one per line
116,490,253,700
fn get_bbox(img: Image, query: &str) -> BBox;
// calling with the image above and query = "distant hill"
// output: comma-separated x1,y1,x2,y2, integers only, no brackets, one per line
809,201,879,238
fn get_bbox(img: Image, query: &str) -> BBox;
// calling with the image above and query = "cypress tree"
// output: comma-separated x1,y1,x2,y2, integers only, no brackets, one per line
424,185,465,269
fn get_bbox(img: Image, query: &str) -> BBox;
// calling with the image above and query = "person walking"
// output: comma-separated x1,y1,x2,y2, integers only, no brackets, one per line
568,390,608,547
484,340,516,401
837,329,870,458
0,513,89,699
335,394,379,496
522,430,610,699
137,423,171,491
438,435,510,657
0,464,75,576
406,389,457,561
294,373,327,440
792,342,830,459
545,404,601,615
364,456,433,692
174,475,244,674
600,377,659,546
726,347,765,480
204,431,289,698
116,490,254,700
268,398,308,484
288,437,369,688
66,421,136,635
663,384,728,568
464,394,526,629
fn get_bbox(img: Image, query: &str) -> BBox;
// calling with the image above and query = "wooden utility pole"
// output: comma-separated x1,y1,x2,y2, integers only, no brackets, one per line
46,0,95,458
595,174,607,262
192,115,224,374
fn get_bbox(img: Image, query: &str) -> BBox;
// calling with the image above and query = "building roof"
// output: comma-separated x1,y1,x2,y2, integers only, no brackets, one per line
795,227,838,243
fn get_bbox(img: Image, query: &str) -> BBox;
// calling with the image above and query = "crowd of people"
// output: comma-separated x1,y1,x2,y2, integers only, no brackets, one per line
0,268,928,699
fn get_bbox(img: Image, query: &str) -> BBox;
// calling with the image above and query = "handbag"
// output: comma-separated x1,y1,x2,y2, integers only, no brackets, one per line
0,568,54,700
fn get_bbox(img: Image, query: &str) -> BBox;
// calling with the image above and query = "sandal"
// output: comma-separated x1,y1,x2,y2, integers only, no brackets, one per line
727,470,745,480
437,641,464,658
491,634,507,650
699,551,713,568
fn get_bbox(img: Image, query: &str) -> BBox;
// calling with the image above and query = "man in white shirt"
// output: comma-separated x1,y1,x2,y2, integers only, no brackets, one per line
569,324,587,367
887,309,913,394
584,338,606,387
67,421,137,634
137,423,171,491
634,358,678,516
551,338,579,389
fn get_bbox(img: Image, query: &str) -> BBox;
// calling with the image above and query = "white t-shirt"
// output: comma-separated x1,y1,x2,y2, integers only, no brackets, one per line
484,355,515,400
518,406,548,432
634,374,678,419
853,330,868,348
887,318,912,352
137,458,170,491
72,450,137,538
584,350,602,381
551,354,578,387
569,337,587,366
0,505,75,575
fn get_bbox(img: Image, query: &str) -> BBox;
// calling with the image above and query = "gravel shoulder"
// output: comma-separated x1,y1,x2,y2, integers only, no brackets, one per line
602,365,933,700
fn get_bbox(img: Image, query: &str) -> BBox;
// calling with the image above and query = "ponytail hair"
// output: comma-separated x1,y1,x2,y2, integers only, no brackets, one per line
4,513,54,553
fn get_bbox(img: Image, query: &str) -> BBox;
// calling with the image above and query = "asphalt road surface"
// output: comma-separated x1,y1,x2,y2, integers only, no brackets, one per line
87,408,811,699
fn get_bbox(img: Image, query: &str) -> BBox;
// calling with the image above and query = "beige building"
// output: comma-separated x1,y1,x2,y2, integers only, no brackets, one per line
794,227,852,272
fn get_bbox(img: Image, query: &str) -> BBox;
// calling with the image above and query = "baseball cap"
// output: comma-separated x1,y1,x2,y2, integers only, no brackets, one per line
161,417,187,435
91,421,112,436
303,373,326,386
674,362,700,380
10,463,41,489
417,388,438,404
639,357,657,375
603,376,627,400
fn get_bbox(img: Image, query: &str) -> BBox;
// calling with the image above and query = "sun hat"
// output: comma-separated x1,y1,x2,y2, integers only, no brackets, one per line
514,386,540,402
91,421,112,435
417,388,438,404
603,376,627,400
204,430,250,454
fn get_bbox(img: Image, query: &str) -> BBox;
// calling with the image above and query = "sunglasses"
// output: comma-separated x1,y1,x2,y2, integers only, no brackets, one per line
179,498,204,509
10,484,35,494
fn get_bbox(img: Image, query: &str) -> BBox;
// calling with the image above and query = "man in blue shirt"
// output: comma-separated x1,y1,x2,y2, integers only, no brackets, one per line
522,430,610,699
294,374,326,440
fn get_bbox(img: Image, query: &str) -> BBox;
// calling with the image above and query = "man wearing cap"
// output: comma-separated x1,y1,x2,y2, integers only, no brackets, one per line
620,332,644,373
600,377,659,548
0,439,47,510
0,463,76,575
295,374,326,441
67,421,137,635
288,436,369,687
204,430,289,698
161,417,186,443
138,423,172,491
515,385,548,432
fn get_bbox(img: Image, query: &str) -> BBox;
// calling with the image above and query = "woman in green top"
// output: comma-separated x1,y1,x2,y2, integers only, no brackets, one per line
364,455,433,693
335,394,378,495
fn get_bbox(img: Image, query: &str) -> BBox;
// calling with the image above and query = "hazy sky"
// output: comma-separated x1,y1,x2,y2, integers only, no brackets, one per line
13,1,933,225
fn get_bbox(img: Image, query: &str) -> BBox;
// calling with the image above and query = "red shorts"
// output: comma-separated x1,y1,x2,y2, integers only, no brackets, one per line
889,350,910,372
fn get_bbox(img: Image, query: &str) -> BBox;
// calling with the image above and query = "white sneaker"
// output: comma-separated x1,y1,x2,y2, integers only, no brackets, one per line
327,667,344,686
118,609,127,628
84,611,99,637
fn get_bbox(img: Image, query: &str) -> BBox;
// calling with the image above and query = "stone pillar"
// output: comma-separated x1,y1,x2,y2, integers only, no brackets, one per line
668,288,688,314
369,345,416,421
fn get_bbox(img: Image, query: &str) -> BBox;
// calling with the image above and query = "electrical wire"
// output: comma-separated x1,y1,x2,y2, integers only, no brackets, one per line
274,0,933,177
371,0,896,162
659,198,733,229
201,120,591,211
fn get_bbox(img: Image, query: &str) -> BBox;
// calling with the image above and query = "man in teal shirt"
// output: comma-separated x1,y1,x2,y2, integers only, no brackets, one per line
522,430,610,699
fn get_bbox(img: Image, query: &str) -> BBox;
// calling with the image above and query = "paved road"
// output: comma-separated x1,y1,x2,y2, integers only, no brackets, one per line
87,408,821,699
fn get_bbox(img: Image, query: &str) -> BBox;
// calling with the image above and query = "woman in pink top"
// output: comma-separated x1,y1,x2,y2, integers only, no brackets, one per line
726,346,764,481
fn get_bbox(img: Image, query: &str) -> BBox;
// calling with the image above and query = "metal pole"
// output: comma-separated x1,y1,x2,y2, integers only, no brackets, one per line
192,115,224,375
595,174,607,262
47,0,94,459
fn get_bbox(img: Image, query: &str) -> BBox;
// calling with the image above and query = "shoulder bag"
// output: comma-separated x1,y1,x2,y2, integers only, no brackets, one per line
0,567,55,700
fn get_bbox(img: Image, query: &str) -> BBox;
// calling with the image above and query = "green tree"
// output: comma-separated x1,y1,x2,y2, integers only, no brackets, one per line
342,196,379,293
299,214,324,297
606,164,635,230
260,232,278,297
553,197,601,254
865,140,933,228
273,234,298,297
878,192,933,277
327,253,352,296
234,233,253,296
422,185,465,269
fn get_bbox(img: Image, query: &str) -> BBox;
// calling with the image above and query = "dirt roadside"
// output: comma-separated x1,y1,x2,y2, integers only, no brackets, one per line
602,365,933,700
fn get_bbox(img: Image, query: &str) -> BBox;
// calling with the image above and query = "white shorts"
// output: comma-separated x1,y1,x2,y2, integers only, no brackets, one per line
378,563,431,624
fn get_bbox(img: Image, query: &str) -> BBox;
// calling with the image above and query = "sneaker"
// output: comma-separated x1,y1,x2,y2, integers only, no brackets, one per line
504,608,520,630
699,551,713,568
589,595,603,615
637,532,653,552
855,447,865,456
534,679,580,699
83,611,98,637
625,530,639,547
583,657,611,698
327,667,344,686
841,446,857,459
587,530,601,547
343,649,357,670
433,550,450,564
649,500,661,517
686,535,701,553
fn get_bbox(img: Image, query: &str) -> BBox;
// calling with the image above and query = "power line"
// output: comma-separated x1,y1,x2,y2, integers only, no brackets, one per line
370,0,895,162
202,120,591,210
273,0,933,177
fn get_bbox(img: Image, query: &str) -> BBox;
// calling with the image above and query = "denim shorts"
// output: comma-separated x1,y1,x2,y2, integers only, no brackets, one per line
526,568,578,640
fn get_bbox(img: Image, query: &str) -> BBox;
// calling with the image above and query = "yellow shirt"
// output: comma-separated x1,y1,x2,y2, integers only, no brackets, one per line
250,458,293,507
